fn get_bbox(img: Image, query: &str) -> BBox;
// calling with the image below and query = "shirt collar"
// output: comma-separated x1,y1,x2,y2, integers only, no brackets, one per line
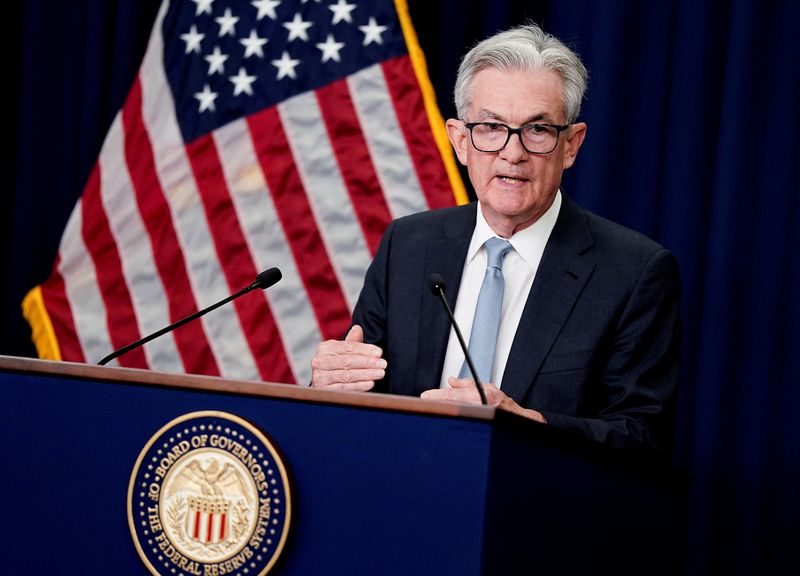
467,190,562,267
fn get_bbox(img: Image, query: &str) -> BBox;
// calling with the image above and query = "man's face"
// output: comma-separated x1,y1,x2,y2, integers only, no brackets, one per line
447,67,586,236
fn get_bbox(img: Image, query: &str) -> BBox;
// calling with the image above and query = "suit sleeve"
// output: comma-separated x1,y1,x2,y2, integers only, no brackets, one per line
349,220,395,393
539,248,682,458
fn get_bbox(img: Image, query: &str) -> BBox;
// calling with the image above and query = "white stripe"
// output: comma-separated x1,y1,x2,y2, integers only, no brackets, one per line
137,4,259,380
279,91,372,310
98,114,184,373
348,64,429,218
57,202,114,364
214,118,321,385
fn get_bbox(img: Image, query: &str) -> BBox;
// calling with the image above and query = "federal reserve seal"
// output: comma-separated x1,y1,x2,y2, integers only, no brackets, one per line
128,411,292,575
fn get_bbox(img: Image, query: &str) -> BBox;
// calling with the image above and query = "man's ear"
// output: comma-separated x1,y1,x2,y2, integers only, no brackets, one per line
562,122,587,169
446,119,469,166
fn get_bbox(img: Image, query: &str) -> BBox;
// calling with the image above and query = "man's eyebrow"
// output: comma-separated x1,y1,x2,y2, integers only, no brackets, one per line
525,112,555,124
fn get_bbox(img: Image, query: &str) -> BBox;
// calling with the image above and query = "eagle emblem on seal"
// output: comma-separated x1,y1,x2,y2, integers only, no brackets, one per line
167,457,254,545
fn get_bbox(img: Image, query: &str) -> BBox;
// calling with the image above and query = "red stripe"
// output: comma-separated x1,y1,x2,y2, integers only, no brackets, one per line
247,106,351,340
185,133,295,384
80,162,148,368
193,510,201,539
382,56,456,210
220,513,226,541
121,78,220,376
39,256,86,363
206,512,213,543
316,79,392,256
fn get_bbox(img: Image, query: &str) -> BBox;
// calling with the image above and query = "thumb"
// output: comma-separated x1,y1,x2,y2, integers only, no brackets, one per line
345,324,365,343
448,376,474,389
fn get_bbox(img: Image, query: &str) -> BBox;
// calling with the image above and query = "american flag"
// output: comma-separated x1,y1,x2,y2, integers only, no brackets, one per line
22,0,464,384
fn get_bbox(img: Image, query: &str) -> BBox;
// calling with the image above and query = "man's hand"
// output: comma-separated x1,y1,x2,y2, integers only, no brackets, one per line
421,377,547,424
310,325,386,392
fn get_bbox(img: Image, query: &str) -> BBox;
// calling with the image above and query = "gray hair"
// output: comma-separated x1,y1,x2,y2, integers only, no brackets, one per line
454,23,588,124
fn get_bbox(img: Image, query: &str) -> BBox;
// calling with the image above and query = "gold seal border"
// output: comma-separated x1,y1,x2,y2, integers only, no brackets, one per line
127,410,293,576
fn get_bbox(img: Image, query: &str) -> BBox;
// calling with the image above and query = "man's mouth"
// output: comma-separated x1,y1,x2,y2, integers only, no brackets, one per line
497,175,526,184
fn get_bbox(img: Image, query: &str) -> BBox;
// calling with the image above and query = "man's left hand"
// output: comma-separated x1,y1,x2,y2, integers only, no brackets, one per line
421,377,546,424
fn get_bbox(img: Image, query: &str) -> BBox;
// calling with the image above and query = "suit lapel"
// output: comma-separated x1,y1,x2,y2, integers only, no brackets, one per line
414,205,475,395
501,196,596,404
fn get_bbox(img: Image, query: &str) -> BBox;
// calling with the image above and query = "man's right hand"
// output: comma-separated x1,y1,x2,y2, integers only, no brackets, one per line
310,325,386,391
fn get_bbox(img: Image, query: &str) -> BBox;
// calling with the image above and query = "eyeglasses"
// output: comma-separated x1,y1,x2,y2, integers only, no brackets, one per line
463,121,571,154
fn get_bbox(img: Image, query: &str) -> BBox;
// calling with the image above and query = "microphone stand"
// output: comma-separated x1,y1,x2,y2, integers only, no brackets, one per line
428,274,488,405
98,268,282,366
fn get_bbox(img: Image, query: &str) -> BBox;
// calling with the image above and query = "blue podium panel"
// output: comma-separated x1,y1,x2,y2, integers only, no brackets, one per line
0,357,687,575
0,358,495,575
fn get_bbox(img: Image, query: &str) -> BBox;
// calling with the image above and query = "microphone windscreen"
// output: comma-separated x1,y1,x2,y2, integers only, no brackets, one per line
427,273,446,295
256,267,282,289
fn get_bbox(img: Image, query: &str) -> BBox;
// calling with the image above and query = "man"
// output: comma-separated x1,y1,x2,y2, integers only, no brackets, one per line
311,24,680,457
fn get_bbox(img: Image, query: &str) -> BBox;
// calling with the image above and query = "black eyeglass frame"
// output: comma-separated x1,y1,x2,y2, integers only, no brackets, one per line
463,121,572,155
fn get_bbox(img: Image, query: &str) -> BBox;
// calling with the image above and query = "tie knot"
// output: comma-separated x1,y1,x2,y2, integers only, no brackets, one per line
484,237,513,270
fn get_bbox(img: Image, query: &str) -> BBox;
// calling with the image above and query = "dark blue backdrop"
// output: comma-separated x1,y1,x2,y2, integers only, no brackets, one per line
5,1,799,574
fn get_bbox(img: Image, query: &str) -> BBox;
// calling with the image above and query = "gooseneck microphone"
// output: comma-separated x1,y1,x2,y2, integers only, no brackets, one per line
98,267,282,366
427,273,488,405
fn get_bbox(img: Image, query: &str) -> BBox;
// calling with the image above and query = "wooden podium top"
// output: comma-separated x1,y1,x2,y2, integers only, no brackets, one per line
0,354,496,421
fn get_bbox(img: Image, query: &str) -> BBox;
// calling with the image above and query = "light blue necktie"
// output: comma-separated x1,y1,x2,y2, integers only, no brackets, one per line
459,237,513,383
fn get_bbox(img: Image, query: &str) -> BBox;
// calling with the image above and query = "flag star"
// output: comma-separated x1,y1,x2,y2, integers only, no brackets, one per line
329,0,356,25
180,25,205,54
252,0,280,20
271,50,300,80
283,13,313,42
316,34,345,63
240,29,268,58
229,67,257,96
192,0,214,16
216,8,239,37
205,46,228,75
359,17,388,46
194,84,218,112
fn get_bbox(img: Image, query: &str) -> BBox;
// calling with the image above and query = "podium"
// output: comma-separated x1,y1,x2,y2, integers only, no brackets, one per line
0,356,687,575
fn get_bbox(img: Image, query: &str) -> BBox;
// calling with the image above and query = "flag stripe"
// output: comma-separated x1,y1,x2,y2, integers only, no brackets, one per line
99,114,185,372
186,133,295,383
80,162,147,367
38,257,84,363
122,78,221,376
382,55,455,210
280,92,373,310
347,62,428,220
316,79,392,256
57,206,114,362
216,118,320,385
248,106,351,341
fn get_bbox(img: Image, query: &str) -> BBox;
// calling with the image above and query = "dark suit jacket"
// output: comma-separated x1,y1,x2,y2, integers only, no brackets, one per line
351,195,681,456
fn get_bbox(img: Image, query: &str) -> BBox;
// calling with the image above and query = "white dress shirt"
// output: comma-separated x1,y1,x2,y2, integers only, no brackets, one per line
438,191,562,389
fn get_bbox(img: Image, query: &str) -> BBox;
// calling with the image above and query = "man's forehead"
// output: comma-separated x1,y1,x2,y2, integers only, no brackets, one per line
469,67,565,120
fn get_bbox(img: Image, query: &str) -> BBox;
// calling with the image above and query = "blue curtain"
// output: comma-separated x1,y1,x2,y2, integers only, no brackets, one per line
6,1,799,574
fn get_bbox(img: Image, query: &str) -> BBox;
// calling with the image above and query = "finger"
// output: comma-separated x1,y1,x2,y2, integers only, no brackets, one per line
447,376,475,389
343,325,385,357
326,381,376,393
315,338,384,358
312,367,386,387
311,353,387,371
421,387,479,403
345,324,364,342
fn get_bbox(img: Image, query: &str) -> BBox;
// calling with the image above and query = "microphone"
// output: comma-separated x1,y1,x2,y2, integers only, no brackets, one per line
98,267,282,366
427,273,487,405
